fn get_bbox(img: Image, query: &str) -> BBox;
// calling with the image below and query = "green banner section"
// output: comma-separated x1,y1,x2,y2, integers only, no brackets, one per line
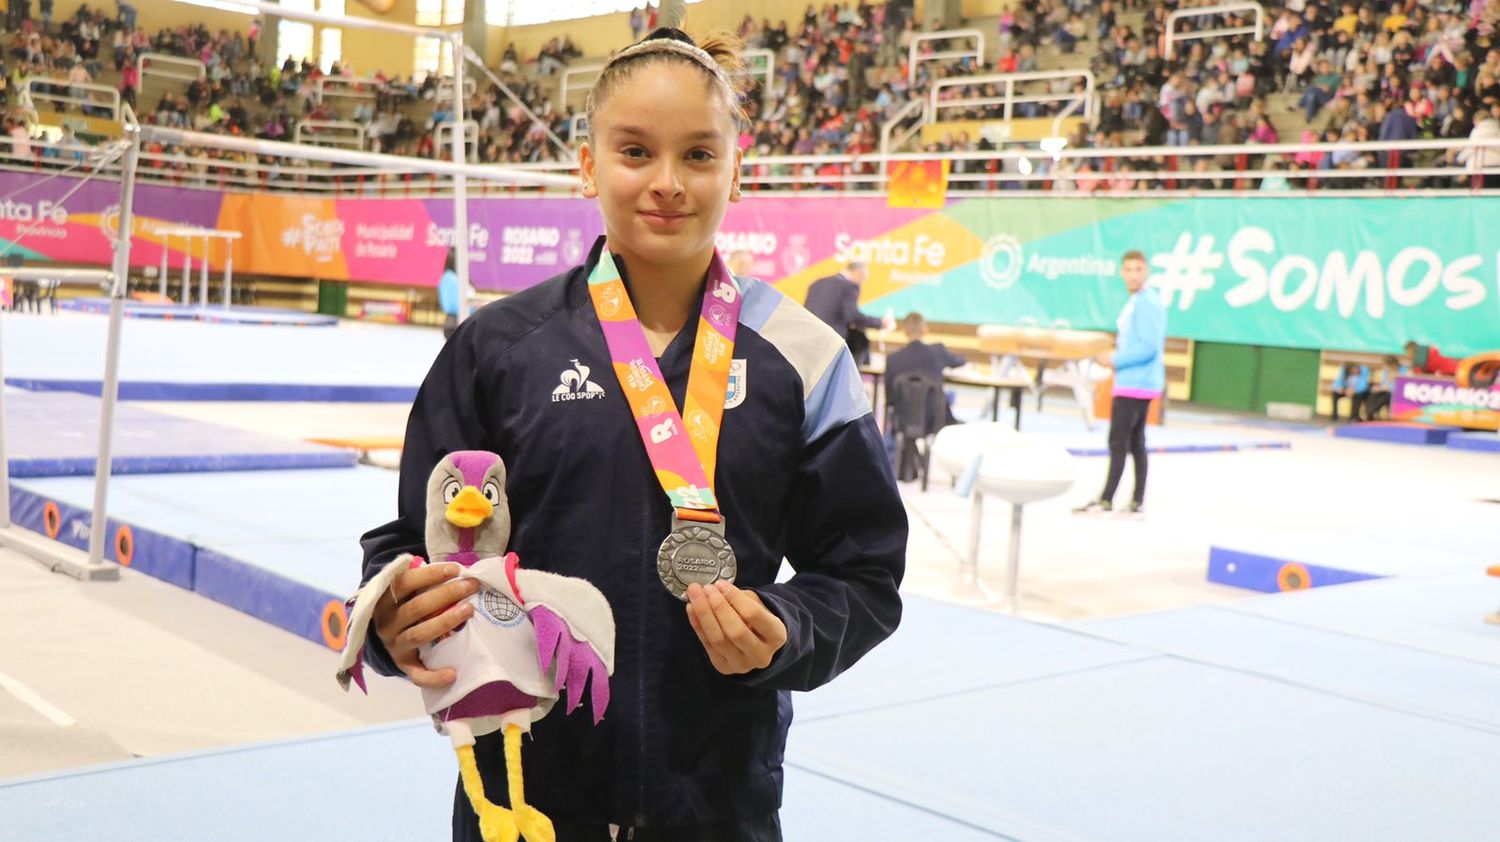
870,197,1500,357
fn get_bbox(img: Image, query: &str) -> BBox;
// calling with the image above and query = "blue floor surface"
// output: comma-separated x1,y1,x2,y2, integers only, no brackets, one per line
969,409,1292,457
1446,431,1500,452
1082,600,1500,732
4,391,355,477
10,467,396,645
12,467,394,597
5,593,1496,841
0,717,1011,842
60,298,339,326
2,312,441,401
1229,574,1500,667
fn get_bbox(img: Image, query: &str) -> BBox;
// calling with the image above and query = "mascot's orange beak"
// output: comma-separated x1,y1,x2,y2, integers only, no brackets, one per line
446,486,493,528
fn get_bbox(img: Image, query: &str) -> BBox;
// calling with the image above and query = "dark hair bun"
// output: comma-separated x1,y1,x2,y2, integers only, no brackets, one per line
642,27,696,47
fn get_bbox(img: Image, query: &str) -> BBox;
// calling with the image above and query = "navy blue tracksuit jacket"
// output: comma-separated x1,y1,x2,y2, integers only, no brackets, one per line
359,238,907,837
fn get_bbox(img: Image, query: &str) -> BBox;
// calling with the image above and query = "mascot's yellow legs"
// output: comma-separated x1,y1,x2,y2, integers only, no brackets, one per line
456,725,555,842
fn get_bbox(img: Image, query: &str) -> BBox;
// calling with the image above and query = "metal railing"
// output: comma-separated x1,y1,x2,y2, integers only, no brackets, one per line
1166,2,1266,60
909,29,985,86
137,53,205,91
434,74,478,102
738,48,775,102
559,61,605,107
929,71,1097,133
434,120,479,161
0,133,1494,197
463,45,570,158
293,119,366,149
314,75,383,118
22,78,122,124
879,98,927,174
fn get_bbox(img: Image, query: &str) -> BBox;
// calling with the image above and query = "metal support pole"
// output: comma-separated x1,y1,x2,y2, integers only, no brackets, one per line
158,235,168,299
1005,503,1023,614
963,490,984,586
197,234,209,308
180,248,191,305
84,120,143,574
450,32,472,327
0,301,10,529
223,251,233,309
955,485,1000,606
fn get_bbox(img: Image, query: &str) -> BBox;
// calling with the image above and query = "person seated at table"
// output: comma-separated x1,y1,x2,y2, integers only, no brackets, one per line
885,311,965,427
1330,363,1370,422
1404,340,1459,377
1365,356,1405,420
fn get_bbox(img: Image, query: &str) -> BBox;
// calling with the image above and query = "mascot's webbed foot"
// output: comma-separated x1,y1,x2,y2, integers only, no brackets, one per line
513,804,556,842
474,801,520,842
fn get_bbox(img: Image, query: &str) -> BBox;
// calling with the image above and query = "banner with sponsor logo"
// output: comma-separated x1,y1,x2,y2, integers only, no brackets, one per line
0,171,225,271
2,165,1496,355
1392,375,1500,430
828,196,1500,357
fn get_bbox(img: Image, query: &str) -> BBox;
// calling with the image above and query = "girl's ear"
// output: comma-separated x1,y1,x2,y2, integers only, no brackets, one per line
579,140,598,198
730,146,743,202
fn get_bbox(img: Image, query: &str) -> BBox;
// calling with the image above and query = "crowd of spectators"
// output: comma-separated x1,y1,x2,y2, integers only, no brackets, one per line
0,0,1495,192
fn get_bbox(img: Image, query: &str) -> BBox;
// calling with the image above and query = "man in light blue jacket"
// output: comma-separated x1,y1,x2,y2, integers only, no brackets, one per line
1076,250,1166,515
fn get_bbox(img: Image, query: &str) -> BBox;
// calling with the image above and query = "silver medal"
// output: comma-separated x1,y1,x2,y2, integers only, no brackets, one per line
656,515,737,601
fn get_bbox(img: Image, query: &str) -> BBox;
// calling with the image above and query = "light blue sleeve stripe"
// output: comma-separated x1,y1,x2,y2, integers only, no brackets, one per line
737,277,782,334
802,348,872,444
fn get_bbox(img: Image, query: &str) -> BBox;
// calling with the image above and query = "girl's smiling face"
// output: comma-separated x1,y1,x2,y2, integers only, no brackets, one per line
580,61,742,273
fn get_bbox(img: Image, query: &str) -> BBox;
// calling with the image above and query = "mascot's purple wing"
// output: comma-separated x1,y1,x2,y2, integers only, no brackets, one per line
516,568,617,725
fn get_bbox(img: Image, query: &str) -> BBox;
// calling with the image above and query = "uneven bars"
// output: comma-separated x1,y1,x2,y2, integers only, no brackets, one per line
157,228,243,239
4,267,114,282
138,127,579,187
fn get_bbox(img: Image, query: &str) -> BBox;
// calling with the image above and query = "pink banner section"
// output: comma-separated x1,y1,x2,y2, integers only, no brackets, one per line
0,170,938,292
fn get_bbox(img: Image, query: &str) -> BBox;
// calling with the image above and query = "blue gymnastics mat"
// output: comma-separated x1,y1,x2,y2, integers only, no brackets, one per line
1,312,440,401
1446,431,1500,452
60,298,339,326
0,719,1008,842
991,410,1292,457
793,598,1146,722
1082,602,1500,732
3,391,356,477
9,467,396,645
3,594,1498,840
1332,421,1460,445
1207,528,1488,593
787,655,1500,841
1229,574,1500,667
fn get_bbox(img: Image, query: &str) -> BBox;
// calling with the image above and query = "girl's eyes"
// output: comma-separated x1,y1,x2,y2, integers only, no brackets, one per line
620,146,717,162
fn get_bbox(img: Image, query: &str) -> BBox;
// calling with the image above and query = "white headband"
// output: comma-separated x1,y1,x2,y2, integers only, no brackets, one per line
604,37,737,100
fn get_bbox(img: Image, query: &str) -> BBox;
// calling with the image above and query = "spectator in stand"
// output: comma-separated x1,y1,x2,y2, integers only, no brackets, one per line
1455,109,1500,186
1249,114,1280,144
1380,98,1419,143
1299,59,1342,121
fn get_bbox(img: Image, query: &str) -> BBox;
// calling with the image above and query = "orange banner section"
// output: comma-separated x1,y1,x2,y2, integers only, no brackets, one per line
886,160,950,209
218,194,351,280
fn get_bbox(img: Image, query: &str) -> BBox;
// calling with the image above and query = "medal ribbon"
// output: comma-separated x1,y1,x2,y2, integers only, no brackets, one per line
587,247,741,521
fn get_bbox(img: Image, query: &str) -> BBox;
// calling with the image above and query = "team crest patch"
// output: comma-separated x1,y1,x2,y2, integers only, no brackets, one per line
725,359,747,409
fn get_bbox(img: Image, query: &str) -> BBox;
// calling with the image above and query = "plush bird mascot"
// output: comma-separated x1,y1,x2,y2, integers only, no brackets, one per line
338,451,615,842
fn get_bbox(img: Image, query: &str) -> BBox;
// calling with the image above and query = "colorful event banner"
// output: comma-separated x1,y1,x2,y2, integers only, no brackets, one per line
2,167,1496,356
1391,375,1500,430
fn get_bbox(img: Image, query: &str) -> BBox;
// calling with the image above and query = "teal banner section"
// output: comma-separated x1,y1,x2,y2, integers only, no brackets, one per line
869,197,1500,356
